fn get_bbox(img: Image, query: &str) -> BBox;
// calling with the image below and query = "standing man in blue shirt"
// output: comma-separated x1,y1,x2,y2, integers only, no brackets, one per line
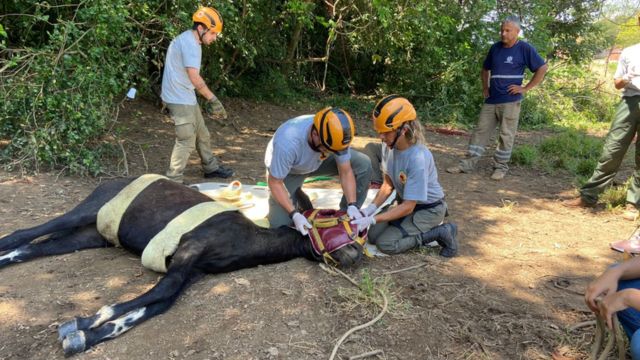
447,16,548,180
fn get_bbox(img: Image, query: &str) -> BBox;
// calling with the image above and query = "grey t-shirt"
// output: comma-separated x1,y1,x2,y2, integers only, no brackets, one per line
381,143,444,204
161,30,201,105
265,115,351,179
615,43,640,98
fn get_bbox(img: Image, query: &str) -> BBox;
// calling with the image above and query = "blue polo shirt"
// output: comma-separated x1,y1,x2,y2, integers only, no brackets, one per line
483,41,546,104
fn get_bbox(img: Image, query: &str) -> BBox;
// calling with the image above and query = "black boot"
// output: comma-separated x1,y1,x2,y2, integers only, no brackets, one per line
420,223,458,258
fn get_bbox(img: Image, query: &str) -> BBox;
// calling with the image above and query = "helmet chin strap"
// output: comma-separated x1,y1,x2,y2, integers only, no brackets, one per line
308,129,323,152
389,126,405,149
197,27,209,43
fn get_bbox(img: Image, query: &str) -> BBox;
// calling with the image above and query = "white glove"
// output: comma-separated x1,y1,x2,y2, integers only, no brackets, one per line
360,203,378,217
347,204,363,220
292,212,312,236
351,215,376,228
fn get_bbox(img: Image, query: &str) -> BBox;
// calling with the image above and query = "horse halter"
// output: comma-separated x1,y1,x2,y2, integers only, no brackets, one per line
303,209,367,266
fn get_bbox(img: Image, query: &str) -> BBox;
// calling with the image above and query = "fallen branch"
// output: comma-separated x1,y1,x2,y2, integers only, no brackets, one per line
348,349,383,360
383,262,428,275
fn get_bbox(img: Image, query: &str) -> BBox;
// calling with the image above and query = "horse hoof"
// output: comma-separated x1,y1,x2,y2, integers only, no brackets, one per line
62,330,86,356
57,319,78,341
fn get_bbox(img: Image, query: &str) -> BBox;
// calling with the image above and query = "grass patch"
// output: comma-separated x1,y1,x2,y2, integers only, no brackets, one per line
513,129,603,180
601,181,629,210
335,269,402,317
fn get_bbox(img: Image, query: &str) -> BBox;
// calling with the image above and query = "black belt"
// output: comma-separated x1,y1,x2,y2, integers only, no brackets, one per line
414,200,443,211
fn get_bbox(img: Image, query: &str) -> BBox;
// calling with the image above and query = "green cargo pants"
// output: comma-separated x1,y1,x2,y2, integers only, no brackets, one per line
580,96,640,205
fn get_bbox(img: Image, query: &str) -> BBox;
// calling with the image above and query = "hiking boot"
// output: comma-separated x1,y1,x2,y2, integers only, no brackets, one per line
622,203,640,221
562,197,595,208
204,165,234,179
446,165,464,174
490,168,507,181
420,223,459,258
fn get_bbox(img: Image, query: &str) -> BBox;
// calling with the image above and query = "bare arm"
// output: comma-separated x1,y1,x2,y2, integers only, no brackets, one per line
267,175,296,215
186,67,215,100
585,256,640,315
337,160,357,204
481,68,490,98
368,173,416,223
615,77,631,90
508,63,548,95
524,63,548,91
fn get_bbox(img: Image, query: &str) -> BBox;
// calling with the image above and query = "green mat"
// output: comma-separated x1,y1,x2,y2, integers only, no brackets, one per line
255,175,335,187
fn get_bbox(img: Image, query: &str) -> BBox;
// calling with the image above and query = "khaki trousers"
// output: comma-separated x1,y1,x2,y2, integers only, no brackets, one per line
165,103,219,182
459,101,521,172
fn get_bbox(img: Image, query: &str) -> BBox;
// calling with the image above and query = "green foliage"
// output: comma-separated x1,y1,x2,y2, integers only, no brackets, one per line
511,144,538,166
615,14,640,48
519,63,617,131
535,129,603,178
0,0,183,174
0,0,619,174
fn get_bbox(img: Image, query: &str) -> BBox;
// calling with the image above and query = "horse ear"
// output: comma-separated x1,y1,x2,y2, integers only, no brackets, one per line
294,188,314,212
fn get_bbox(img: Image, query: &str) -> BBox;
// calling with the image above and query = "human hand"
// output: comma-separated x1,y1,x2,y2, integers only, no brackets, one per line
585,270,620,315
507,84,527,95
347,205,363,220
360,203,378,217
482,87,490,99
598,289,633,329
204,96,228,119
350,215,376,228
291,212,312,236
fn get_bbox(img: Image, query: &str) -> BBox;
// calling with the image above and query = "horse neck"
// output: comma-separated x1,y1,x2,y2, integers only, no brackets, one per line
268,227,320,262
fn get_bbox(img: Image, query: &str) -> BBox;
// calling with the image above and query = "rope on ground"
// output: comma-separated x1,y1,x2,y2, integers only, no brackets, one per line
590,315,626,360
319,264,389,360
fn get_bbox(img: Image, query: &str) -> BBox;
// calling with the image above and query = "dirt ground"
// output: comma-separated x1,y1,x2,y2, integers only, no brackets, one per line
0,98,634,360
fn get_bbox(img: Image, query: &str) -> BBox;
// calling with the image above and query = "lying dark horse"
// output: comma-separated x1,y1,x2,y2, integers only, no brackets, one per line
0,175,364,356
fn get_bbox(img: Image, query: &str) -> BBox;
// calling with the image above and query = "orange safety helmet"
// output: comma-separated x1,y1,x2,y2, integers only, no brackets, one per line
372,95,416,133
192,7,223,33
313,107,355,153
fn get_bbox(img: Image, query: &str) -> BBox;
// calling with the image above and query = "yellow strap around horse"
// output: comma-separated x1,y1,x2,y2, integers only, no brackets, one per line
97,174,166,247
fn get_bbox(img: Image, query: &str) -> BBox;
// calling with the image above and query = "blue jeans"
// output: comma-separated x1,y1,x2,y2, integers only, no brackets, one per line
617,278,640,359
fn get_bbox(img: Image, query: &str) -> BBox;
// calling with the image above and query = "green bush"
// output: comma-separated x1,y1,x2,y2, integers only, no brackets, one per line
536,129,603,177
511,145,538,166
0,0,613,175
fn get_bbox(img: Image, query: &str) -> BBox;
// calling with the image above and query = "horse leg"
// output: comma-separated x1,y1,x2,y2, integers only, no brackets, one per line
58,239,205,340
0,179,127,252
0,226,109,269
62,295,181,356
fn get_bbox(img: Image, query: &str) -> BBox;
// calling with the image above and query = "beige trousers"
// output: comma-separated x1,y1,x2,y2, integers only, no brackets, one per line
459,101,521,172
165,103,219,182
